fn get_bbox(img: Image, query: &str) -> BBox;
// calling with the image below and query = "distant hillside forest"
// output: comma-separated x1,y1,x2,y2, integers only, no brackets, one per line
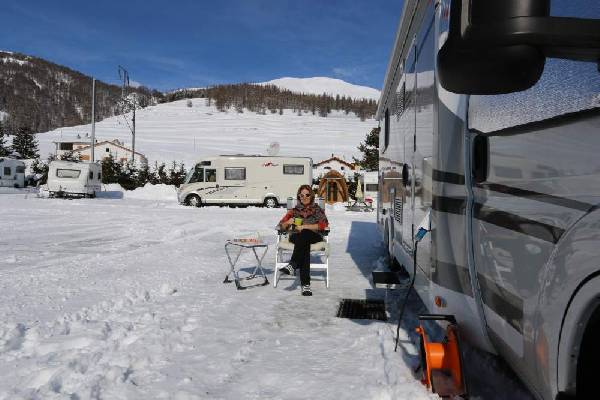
0,50,377,136
0,51,161,133
162,84,378,120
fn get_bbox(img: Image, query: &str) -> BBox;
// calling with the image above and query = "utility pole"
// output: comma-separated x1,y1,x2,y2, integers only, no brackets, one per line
91,78,96,162
118,65,136,163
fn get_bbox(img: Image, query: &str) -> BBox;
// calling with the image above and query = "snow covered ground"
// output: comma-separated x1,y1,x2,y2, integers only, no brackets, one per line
0,188,534,399
36,99,376,168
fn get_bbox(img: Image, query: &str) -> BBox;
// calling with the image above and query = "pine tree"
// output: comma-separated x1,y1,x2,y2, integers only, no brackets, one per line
11,125,39,159
135,163,151,187
353,127,380,171
0,120,11,157
101,154,121,184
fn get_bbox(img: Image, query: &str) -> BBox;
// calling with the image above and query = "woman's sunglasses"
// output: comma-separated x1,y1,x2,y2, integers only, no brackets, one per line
299,193,311,198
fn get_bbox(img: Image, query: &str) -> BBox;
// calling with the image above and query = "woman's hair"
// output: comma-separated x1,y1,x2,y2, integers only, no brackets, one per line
296,184,315,204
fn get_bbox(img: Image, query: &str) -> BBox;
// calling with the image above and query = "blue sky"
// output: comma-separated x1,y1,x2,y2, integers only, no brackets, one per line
1,1,403,91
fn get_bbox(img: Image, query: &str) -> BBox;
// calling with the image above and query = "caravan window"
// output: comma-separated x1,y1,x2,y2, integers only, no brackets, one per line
224,167,246,180
56,169,81,178
89,171,93,180
3,167,10,176
283,164,304,175
366,184,378,192
16,166,25,173
98,172,102,180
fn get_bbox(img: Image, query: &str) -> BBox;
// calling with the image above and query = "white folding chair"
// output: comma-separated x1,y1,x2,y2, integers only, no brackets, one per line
273,229,330,288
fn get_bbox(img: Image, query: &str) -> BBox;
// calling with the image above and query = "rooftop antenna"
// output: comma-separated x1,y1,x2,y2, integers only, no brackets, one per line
118,65,136,163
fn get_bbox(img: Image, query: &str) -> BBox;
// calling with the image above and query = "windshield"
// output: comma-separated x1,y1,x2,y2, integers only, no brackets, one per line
186,165,204,183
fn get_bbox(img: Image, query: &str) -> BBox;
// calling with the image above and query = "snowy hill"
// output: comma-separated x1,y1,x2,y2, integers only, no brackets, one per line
260,77,380,100
37,99,377,166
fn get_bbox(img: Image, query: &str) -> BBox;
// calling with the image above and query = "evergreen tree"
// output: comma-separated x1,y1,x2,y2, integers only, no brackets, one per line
353,127,380,171
31,158,49,185
168,161,187,187
101,154,121,184
0,120,11,157
135,163,151,187
11,125,39,159
118,162,137,190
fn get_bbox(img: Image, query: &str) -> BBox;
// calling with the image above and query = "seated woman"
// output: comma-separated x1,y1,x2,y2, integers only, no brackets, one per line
277,184,329,296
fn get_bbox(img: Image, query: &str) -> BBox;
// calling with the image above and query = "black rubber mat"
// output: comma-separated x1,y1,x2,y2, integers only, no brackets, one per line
336,299,387,321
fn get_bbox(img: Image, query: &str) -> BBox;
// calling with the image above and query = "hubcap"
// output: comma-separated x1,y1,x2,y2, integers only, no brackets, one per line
189,196,200,207
265,198,276,208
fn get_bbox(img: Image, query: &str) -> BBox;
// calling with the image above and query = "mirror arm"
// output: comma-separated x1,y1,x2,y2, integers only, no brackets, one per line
463,17,600,62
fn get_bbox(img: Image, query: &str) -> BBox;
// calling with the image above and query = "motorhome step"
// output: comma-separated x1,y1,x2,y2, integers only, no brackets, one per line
372,271,403,288
336,299,387,321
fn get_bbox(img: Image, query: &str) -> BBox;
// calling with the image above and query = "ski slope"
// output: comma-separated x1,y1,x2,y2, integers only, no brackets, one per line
0,189,534,399
261,77,380,100
37,99,377,167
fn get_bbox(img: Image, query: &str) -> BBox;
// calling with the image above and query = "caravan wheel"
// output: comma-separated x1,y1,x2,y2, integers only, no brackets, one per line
263,197,278,208
186,194,202,207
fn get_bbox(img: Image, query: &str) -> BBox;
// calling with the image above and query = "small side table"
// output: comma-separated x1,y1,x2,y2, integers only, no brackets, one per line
224,240,269,290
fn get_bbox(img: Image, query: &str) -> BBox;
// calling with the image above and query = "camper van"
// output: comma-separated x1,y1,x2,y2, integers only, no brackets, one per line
378,0,600,398
47,161,101,198
0,158,26,188
178,155,312,207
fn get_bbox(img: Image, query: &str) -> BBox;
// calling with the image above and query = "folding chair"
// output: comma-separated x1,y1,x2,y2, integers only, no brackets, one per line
273,228,330,288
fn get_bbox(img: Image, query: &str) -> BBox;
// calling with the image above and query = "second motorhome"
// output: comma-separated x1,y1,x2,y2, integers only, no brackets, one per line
178,155,312,207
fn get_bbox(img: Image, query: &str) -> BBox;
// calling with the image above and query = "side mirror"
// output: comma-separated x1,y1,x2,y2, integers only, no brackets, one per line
438,0,600,95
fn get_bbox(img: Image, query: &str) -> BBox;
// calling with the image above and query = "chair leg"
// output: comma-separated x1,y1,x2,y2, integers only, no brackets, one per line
325,258,329,288
273,250,279,287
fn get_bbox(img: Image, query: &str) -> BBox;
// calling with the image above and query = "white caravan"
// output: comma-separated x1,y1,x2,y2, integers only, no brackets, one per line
0,158,26,188
178,155,312,207
47,161,101,198
360,171,379,203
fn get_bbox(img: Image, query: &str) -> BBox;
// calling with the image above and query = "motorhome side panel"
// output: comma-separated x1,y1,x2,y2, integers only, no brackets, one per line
378,0,491,351
468,44,600,397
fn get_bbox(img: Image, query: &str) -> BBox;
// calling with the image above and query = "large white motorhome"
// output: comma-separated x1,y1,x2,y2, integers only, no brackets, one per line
47,161,101,198
178,155,312,207
377,0,600,398
0,158,26,188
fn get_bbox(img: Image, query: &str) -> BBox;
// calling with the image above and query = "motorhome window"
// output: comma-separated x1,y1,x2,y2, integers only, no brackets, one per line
98,172,102,180
188,166,204,183
469,0,600,134
16,166,25,173
89,171,93,180
105,148,109,152
224,167,245,180
59,143,73,151
205,169,217,182
56,169,81,178
3,167,10,176
201,161,211,166
366,184,378,192
284,164,304,175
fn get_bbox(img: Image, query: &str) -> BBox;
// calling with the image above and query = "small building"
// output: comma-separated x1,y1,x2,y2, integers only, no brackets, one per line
317,170,349,204
313,155,357,182
53,135,92,158
53,136,147,166
73,140,147,166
